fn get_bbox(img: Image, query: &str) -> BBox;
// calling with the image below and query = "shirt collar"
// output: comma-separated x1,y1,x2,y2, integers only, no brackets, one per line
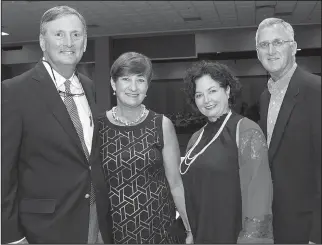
267,63,297,95
42,58,81,89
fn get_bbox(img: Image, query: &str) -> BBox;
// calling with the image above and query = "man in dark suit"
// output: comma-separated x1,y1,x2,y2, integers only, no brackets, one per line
256,18,321,244
1,6,112,243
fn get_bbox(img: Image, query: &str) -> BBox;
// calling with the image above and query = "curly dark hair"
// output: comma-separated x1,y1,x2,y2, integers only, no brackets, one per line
183,60,242,109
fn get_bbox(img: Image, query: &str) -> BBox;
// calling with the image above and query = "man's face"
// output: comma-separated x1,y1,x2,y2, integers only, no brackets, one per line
256,25,297,80
40,14,87,70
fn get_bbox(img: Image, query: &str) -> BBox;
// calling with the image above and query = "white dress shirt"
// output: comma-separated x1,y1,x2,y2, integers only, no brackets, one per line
267,63,297,147
42,59,93,154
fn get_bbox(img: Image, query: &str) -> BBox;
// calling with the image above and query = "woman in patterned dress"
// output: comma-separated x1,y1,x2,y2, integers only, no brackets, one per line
181,61,274,243
98,52,192,244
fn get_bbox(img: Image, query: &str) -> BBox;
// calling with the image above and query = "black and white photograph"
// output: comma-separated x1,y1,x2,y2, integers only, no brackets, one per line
1,1,321,244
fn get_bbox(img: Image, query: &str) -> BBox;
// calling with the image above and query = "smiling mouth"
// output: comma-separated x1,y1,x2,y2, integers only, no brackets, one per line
205,105,216,109
126,93,139,97
268,58,279,61
61,51,75,55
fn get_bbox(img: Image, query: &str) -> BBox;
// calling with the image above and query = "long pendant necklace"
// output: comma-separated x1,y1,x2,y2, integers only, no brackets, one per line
180,110,232,175
112,105,147,126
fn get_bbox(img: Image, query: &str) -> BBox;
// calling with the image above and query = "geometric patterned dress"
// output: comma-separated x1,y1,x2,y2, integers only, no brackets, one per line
99,110,179,244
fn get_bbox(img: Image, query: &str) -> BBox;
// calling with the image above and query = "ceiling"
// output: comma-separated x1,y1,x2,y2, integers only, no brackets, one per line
1,1,321,45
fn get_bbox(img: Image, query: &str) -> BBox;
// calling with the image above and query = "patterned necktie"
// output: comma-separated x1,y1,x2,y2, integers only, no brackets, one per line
63,80,95,205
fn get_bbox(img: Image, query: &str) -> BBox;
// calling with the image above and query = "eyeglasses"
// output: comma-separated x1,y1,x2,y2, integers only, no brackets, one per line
42,59,85,97
257,39,294,50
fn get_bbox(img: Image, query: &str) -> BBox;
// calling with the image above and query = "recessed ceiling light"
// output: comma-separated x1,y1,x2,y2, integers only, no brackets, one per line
274,12,293,17
183,17,202,22
87,24,99,28
297,49,301,51
1,32,9,36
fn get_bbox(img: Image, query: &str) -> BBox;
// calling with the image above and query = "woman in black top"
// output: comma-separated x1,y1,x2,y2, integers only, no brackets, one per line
181,61,273,243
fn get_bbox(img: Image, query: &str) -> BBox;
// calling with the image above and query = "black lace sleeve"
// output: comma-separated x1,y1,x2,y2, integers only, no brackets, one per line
237,118,274,243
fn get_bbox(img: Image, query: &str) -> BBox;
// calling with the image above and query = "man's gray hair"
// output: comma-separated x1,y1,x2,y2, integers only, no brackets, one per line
255,18,295,44
40,6,87,36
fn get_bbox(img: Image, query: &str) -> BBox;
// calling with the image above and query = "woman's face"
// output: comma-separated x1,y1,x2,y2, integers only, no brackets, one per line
194,74,230,121
111,73,148,108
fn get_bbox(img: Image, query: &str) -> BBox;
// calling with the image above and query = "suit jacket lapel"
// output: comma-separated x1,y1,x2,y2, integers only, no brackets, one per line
78,74,98,115
31,61,86,160
268,69,300,163
260,89,270,138
78,73,99,160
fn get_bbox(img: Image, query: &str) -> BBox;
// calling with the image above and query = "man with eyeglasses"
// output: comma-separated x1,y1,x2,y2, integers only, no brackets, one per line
256,18,321,244
1,6,112,244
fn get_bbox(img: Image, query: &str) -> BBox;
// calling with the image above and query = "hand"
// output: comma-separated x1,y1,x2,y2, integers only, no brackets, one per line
185,231,194,244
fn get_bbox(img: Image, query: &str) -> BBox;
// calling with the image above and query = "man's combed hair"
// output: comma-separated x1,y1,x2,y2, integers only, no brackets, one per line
255,17,295,44
40,5,87,36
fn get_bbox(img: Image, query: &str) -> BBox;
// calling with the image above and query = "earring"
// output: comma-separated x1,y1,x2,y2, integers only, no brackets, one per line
113,91,116,95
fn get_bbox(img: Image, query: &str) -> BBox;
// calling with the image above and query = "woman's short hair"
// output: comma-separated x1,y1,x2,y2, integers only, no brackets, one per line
184,60,241,109
110,52,153,83
40,6,87,36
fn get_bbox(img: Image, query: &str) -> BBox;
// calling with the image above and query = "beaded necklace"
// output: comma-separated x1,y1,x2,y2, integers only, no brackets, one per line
111,105,147,126
180,110,232,175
